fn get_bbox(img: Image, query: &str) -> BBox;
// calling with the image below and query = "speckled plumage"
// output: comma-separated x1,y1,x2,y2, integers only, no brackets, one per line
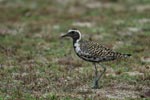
75,40,125,62
61,29,131,89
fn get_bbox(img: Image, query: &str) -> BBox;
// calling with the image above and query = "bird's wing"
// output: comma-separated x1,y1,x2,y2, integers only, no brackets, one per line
80,41,122,58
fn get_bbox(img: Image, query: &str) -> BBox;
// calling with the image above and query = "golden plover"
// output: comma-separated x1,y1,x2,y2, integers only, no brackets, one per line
61,29,131,89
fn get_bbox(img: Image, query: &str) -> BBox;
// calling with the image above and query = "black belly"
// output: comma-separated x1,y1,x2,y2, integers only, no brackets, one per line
76,53,116,63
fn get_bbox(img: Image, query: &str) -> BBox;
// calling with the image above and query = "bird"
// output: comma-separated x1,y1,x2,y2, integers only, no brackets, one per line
61,29,131,89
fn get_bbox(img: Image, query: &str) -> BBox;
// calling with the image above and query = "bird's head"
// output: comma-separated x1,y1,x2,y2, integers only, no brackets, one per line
61,29,81,41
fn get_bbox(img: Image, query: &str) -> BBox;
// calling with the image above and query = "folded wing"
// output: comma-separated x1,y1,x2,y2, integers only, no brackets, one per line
79,41,123,62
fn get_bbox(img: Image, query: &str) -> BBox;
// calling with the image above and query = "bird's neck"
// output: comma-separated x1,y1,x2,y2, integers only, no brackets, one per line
73,38,81,53
73,38,81,44
73,34,81,44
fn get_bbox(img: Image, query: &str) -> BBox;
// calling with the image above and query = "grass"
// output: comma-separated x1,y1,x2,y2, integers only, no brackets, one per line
0,0,150,99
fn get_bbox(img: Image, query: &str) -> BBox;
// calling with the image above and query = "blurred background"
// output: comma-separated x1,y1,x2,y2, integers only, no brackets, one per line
0,0,150,99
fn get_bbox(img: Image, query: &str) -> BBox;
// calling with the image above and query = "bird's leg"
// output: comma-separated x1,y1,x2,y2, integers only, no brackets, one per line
92,63,107,89
94,63,98,77
96,64,106,85
92,63,99,89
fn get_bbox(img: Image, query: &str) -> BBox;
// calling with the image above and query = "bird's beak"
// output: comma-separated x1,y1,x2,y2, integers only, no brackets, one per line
61,33,69,38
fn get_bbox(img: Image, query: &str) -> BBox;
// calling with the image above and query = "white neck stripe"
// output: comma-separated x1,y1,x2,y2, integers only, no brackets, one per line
68,29,82,41
78,31,81,41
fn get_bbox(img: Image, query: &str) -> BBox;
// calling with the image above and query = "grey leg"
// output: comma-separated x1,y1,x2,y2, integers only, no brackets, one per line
92,63,107,89
94,63,98,77
92,63,99,89
97,64,106,82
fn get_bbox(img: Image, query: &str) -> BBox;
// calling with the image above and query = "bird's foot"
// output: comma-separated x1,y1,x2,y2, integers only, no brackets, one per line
92,85,100,89
92,80,100,89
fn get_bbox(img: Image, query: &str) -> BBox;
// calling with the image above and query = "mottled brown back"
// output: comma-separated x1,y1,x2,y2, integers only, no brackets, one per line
79,40,125,62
